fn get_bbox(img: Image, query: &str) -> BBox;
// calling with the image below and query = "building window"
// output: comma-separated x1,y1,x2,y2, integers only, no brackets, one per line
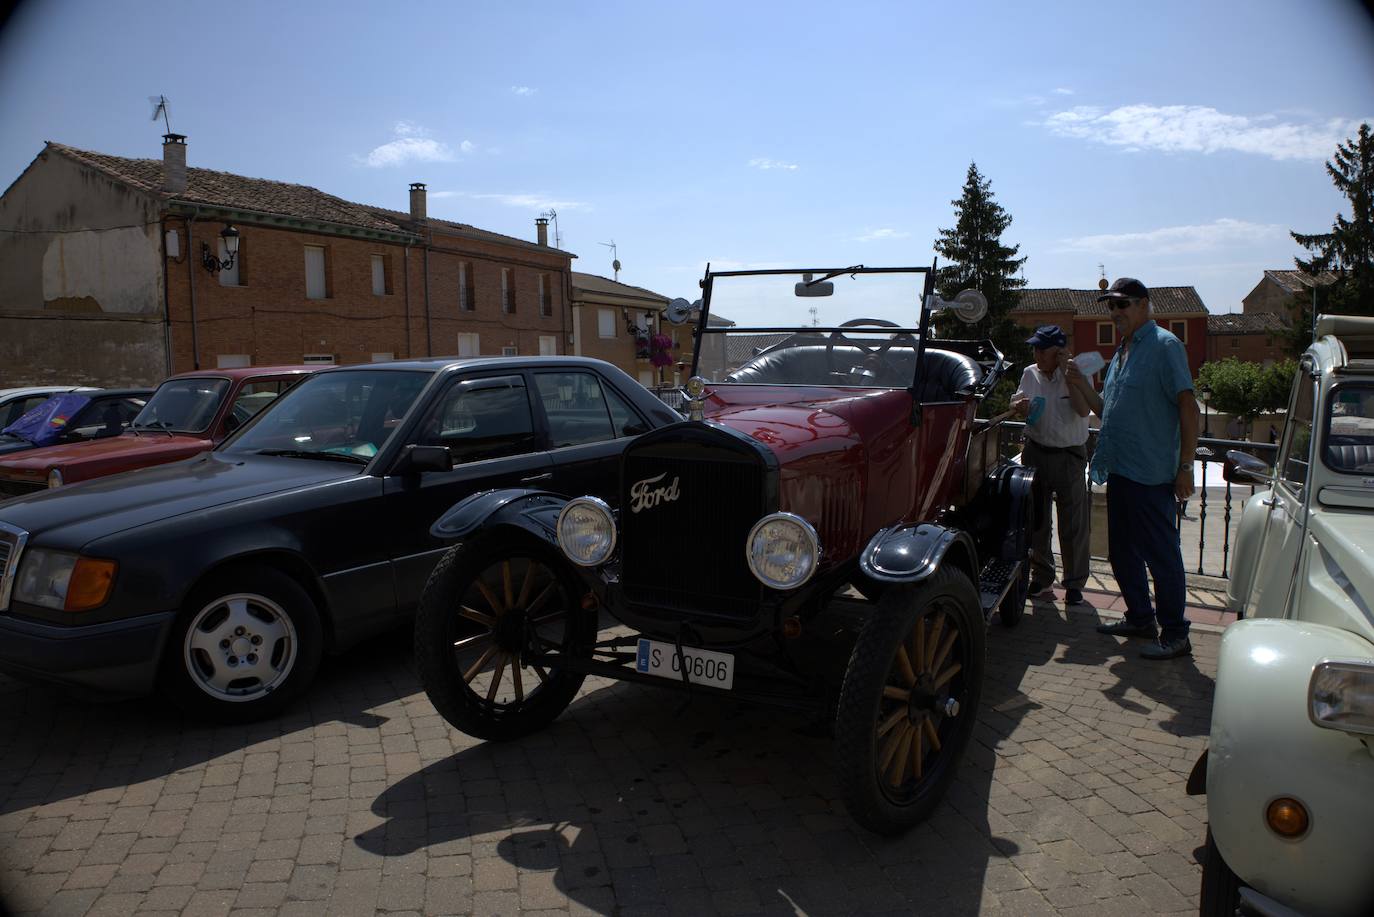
501,268,515,314
1231,337,1240,349
539,335,558,356
539,273,552,317
598,308,617,339
1169,319,1187,343
216,354,251,368
370,352,394,363
304,245,328,300
218,236,243,287
457,333,480,357
1097,322,1114,346
502,345,518,356
371,254,390,296
459,262,474,312
303,353,335,365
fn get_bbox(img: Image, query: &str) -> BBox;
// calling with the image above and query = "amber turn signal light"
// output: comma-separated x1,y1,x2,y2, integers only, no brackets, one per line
1265,797,1309,838
64,558,117,612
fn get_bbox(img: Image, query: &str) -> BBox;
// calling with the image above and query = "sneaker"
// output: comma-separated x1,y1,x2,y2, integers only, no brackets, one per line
1095,619,1158,639
1065,588,1084,606
1028,580,1054,598
1140,635,1192,660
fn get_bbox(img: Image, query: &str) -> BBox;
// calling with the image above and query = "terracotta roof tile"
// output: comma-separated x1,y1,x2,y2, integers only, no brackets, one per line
571,272,669,303
1263,269,1339,293
1207,312,1289,333
1013,285,1208,316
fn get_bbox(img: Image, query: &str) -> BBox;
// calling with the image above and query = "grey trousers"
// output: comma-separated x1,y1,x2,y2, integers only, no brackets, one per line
1023,440,1090,590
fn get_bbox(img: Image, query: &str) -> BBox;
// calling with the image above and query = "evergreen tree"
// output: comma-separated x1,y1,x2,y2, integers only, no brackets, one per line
1287,122,1374,352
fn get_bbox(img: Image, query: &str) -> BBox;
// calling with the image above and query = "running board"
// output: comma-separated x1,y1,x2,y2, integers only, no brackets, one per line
978,558,1021,618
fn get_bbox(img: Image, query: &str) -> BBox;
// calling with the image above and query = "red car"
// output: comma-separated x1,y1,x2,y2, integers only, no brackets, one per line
0,366,314,498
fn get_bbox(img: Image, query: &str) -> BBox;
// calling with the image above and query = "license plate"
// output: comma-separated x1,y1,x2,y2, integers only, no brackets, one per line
635,638,735,690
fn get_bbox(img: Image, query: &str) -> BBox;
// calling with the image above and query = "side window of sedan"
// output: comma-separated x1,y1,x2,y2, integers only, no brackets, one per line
1278,369,1316,493
419,375,538,464
534,372,618,447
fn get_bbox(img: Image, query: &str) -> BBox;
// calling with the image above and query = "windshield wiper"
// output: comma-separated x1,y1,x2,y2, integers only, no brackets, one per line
132,420,175,437
255,448,370,465
803,265,864,287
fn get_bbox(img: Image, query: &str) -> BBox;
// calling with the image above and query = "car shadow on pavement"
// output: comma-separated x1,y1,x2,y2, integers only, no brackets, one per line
353,611,1061,916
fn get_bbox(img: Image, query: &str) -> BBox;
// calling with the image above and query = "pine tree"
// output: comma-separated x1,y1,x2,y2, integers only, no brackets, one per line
932,162,1028,360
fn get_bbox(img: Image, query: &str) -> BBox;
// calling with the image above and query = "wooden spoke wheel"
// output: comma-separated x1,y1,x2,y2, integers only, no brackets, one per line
836,566,985,835
415,533,594,741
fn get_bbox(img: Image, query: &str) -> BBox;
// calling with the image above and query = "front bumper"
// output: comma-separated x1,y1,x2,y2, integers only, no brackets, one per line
0,610,175,698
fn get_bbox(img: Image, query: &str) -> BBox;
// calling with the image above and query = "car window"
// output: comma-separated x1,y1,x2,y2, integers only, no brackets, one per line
1323,383,1374,474
1277,368,1316,493
229,380,287,428
65,397,146,440
225,370,430,459
134,378,231,433
534,372,616,447
3,395,53,428
418,375,538,463
604,383,650,437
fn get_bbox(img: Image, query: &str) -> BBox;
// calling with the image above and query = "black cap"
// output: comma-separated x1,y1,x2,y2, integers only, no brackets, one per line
1096,277,1149,302
1025,325,1067,349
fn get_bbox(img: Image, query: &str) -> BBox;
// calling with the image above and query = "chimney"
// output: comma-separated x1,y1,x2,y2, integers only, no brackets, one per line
409,182,427,222
162,133,187,193
535,217,549,247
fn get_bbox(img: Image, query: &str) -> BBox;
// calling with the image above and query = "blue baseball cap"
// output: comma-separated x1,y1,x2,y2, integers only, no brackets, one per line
1025,325,1067,349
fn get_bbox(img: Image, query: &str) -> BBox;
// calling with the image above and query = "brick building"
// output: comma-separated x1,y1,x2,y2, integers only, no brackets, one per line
569,272,672,388
1206,312,1289,366
1241,269,1338,322
1009,286,1210,383
0,135,576,387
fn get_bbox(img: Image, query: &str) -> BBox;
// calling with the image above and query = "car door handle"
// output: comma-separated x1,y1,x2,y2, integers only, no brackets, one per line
1261,495,1278,507
521,472,553,484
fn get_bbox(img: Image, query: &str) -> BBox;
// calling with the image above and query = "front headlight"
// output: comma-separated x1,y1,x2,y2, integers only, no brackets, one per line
1309,659,1374,736
557,497,617,567
14,549,117,611
46,468,63,488
746,512,820,590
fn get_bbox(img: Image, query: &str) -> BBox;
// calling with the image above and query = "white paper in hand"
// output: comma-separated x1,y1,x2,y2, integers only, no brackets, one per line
1072,351,1106,377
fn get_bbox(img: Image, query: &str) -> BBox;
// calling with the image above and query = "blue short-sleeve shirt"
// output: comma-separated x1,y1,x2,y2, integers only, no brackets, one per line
1089,320,1194,486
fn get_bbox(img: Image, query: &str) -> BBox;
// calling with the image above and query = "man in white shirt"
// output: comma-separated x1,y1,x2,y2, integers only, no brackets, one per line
1011,325,1092,605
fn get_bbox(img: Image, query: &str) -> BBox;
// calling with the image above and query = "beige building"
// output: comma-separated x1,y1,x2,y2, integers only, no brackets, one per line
569,272,675,387
1241,269,1338,321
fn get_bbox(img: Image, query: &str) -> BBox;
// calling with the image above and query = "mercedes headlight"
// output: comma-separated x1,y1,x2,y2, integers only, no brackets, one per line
746,512,820,590
14,549,117,612
1310,659,1374,736
46,468,63,488
557,497,617,567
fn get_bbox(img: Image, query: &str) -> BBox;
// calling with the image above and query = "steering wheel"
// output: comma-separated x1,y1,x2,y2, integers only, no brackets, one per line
825,318,916,383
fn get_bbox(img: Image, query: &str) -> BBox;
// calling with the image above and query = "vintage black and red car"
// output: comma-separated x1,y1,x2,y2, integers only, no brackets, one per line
414,264,1034,834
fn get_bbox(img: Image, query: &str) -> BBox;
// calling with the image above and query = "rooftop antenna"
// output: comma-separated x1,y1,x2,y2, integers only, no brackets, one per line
539,209,562,249
599,239,620,281
1097,263,1108,291
148,95,172,133
809,305,819,326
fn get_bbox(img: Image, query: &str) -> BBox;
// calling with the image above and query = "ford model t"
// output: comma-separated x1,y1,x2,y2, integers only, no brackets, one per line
414,264,1035,834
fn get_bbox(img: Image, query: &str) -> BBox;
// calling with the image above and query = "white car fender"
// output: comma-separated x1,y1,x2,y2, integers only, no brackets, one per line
1225,489,1272,615
1208,618,1374,917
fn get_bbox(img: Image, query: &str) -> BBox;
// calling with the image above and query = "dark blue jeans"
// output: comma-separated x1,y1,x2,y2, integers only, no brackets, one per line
1106,474,1190,640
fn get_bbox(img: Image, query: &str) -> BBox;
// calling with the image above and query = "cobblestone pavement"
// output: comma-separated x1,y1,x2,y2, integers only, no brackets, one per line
0,596,1216,916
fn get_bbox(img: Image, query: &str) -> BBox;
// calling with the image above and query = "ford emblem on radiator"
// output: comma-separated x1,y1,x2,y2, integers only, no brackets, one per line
629,472,681,514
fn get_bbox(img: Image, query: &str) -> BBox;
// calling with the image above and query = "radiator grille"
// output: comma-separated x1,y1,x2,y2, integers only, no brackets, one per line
620,440,767,619
0,480,44,500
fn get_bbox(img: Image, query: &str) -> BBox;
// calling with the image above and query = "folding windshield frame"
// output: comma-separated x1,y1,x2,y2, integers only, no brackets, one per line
689,263,939,392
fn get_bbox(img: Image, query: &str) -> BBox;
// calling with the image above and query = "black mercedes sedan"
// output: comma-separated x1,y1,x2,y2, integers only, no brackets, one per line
0,357,679,720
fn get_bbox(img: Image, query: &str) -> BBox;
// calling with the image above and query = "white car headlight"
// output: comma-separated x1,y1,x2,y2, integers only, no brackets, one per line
746,512,820,590
14,549,78,610
557,497,617,567
1309,659,1374,736
46,469,63,488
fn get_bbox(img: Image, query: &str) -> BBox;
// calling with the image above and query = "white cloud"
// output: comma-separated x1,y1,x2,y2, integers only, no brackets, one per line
1043,104,1368,161
1056,218,1284,256
748,157,799,171
360,122,474,168
855,228,911,243
1053,87,1074,95
434,191,589,211
511,86,537,96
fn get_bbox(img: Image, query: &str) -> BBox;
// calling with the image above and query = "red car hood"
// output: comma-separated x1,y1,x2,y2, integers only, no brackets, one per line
0,432,213,484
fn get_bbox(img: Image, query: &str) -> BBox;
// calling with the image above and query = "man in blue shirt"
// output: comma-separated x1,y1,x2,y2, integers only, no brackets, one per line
1067,278,1200,660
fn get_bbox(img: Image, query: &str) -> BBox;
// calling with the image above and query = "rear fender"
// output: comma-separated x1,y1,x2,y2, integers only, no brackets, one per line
430,488,567,547
858,523,978,586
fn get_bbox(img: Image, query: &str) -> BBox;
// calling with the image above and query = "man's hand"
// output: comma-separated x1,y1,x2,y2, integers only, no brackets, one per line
1065,359,1087,390
1175,466,1195,501
1010,395,1030,418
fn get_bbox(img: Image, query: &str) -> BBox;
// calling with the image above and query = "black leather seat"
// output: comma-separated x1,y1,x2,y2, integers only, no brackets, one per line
724,343,981,403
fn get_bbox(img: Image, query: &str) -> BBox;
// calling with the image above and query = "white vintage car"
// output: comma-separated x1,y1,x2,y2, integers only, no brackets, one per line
1193,315,1374,916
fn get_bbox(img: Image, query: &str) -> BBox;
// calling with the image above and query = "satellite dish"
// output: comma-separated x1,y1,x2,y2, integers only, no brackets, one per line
666,298,693,324
612,259,622,273
952,289,988,324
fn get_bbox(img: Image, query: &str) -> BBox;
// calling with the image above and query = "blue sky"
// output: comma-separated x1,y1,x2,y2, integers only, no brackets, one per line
2,0,1372,323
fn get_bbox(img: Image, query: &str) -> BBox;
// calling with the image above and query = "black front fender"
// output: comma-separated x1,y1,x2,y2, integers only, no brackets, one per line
430,488,567,546
858,523,978,585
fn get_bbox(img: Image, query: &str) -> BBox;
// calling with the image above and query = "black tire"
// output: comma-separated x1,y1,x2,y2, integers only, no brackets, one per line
998,557,1030,628
835,565,985,835
1199,829,1243,916
415,532,593,742
161,565,323,723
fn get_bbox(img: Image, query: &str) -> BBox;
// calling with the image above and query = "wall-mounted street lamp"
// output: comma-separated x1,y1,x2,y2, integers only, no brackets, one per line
200,224,240,274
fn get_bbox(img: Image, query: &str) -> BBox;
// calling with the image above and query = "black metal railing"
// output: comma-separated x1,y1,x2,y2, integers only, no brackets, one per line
998,420,1279,579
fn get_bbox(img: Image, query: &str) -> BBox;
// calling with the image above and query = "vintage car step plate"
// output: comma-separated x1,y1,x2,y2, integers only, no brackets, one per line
635,639,735,690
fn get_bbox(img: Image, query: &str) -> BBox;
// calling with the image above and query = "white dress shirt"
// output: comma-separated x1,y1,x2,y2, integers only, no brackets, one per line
1015,364,1089,448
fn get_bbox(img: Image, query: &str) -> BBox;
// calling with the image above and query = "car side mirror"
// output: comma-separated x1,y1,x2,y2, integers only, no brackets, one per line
402,443,453,474
1224,450,1272,484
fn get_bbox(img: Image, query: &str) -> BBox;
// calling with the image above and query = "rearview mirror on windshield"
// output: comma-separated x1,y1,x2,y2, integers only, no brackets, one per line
794,273,833,297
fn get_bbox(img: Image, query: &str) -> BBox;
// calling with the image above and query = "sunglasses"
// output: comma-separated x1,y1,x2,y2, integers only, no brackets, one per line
1108,299,1137,311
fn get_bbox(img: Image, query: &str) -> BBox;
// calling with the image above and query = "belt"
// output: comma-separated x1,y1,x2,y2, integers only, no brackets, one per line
1025,440,1086,457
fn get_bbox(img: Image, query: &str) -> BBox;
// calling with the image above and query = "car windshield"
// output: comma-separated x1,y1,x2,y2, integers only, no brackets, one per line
133,378,231,433
696,270,929,388
1324,384,1374,474
222,369,432,460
